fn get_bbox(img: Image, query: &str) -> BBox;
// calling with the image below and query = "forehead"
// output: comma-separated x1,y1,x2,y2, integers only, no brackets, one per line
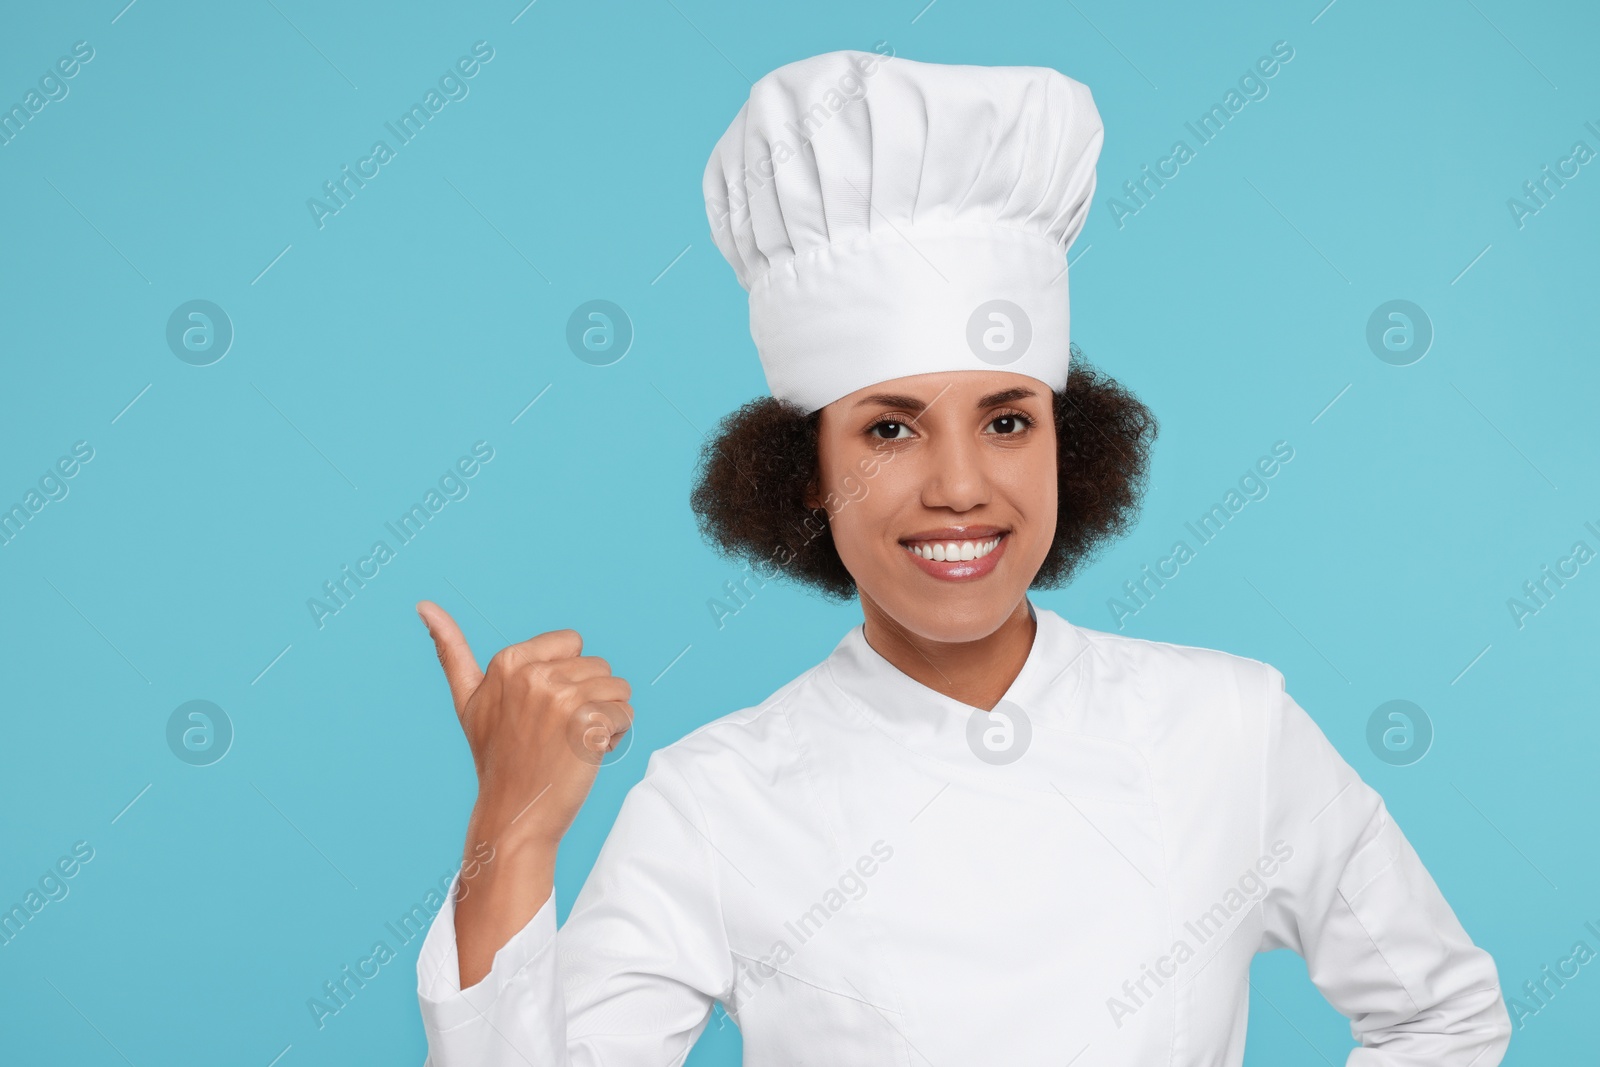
826,370,1051,413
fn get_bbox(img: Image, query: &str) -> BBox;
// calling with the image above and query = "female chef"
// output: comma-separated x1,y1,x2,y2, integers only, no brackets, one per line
412,50,1512,1066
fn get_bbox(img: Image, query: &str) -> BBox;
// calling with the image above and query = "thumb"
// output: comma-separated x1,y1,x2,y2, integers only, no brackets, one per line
416,600,484,715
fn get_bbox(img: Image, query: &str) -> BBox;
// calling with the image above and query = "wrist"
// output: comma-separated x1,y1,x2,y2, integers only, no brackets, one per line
467,796,564,857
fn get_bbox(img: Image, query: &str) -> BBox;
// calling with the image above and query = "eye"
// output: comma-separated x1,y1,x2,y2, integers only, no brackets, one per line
868,419,914,440
985,411,1034,435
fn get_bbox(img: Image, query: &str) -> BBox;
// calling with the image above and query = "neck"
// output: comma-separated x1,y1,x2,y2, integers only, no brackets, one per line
858,595,1037,711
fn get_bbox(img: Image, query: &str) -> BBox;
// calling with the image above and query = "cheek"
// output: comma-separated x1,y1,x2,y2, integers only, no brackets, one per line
1006,440,1059,543
817,451,914,574
827,499,872,571
812,439,864,540
825,463,891,559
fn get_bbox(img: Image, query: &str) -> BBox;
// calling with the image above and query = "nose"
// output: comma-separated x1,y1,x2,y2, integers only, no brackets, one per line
920,429,990,513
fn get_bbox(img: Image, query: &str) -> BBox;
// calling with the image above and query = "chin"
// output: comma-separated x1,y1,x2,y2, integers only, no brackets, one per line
873,583,1028,645
844,534,1048,645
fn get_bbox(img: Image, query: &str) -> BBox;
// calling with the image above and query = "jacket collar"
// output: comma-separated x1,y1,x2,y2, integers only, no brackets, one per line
820,599,1091,777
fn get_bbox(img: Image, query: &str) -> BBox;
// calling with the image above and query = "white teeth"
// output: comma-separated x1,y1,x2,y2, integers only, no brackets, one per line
904,536,1001,562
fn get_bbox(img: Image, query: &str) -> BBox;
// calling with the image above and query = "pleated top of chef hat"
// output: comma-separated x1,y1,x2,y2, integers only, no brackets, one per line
703,49,1103,413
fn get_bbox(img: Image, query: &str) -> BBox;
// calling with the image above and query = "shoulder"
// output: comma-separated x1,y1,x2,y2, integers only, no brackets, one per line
1062,620,1292,749
1063,625,1322,818
639,658,826,786
1074,621,1283,696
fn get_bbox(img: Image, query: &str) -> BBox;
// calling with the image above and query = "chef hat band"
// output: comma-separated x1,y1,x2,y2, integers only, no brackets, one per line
703,50,1104,414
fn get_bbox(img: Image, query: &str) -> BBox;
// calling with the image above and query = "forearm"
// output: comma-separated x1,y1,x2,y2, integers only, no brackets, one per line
454,801,559,989
1348,978,1510,1065
417,754,731,1067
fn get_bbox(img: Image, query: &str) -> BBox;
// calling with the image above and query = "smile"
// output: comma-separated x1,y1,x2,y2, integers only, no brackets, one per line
898,530,1010,581
901,536,1002,562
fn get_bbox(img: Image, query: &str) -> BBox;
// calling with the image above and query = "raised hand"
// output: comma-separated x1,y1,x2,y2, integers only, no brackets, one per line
416,599,634,987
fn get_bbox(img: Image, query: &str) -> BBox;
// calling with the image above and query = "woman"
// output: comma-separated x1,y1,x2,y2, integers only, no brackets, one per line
413,50,1512,1065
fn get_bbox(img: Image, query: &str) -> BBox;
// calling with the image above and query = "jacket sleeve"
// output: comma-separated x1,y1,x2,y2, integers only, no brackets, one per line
415,749,735,1067
1253,663,1512,1065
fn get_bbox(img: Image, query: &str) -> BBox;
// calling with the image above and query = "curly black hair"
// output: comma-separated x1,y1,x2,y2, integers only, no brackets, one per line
688,347,1158,601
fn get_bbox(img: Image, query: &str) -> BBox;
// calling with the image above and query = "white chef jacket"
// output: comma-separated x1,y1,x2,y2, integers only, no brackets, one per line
415,604,1512,1065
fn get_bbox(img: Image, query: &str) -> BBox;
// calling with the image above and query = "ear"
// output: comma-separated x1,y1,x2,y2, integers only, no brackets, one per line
802,473,822,512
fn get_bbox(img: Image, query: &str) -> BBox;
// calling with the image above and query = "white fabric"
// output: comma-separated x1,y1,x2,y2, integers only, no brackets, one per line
702,51,1103,413
415,605,1511,1065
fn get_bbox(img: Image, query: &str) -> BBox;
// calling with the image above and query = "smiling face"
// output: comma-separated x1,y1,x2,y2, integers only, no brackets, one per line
808,370,1059,644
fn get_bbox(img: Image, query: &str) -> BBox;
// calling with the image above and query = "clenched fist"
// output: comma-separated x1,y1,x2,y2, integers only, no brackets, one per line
416,600,634,852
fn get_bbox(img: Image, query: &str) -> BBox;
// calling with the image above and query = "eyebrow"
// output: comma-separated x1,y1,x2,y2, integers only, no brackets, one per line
853,386,1039,412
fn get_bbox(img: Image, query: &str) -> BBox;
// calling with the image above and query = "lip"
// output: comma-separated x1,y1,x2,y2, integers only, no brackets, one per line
898,528,1011,582
899,524,1009,543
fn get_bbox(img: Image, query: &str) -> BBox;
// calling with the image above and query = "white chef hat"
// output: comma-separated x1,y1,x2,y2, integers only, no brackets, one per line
703,49,1103,414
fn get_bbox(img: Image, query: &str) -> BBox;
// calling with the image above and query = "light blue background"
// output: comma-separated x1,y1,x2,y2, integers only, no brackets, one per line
2,0,1596,1063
